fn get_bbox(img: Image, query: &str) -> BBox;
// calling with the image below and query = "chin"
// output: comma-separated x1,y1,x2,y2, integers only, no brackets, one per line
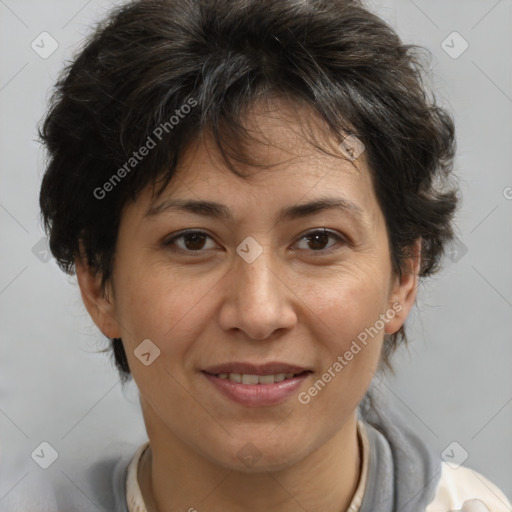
206,436,305,473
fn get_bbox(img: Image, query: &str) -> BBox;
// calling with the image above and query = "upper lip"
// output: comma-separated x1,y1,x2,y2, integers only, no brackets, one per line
203,362,310,376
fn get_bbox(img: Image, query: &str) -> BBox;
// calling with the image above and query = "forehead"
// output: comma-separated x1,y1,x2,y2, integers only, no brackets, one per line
189,96,364,179
134,97,380,226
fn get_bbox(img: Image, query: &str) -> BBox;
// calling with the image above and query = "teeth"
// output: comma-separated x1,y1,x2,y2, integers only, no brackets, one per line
258,374,275,384
242,374,259,385
216,372,299,384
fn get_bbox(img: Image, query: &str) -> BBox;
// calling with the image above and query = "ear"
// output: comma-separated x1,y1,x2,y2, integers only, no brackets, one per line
384,238,422,335
75,252,122,339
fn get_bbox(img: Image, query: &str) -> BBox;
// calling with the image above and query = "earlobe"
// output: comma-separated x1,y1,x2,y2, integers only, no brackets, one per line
75,255,122,339
384,238,422,335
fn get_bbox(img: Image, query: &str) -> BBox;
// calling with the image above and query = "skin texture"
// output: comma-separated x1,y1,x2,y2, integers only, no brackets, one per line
76,97,420,512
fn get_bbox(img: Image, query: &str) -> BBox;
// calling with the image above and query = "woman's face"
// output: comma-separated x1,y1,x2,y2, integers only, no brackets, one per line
80,99,417,471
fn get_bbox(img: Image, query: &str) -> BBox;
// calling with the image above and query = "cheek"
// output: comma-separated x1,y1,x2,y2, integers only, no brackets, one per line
299,267,389,405
301,274,387,415
307,263,391,344
112,259,218,352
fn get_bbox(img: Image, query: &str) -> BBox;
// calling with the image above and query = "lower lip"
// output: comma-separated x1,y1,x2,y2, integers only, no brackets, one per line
202,371,310,407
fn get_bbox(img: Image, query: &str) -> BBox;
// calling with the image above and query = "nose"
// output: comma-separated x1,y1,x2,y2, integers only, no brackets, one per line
218,246,297,340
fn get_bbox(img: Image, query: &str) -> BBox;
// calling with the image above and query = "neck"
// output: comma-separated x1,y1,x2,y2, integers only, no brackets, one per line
138,413,362,512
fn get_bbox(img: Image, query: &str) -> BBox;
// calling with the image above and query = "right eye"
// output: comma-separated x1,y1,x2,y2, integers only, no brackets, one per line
163,229,218,254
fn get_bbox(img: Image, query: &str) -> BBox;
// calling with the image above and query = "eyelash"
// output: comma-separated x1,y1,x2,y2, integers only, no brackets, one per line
163,228,347,256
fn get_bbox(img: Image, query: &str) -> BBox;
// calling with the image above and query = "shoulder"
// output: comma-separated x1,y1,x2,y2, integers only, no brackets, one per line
0,442,139,512
426,462,512,512
57,442,137,511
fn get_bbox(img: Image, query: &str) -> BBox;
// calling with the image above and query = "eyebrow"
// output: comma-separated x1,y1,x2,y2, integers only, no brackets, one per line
145,196,364,224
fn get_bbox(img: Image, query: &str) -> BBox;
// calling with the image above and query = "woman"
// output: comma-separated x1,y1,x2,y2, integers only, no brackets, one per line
37,0,511,511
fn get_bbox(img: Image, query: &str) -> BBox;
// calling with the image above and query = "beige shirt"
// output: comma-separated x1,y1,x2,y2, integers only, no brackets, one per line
126,419,371,512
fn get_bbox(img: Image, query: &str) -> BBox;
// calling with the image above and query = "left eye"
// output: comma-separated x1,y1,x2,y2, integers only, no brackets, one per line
294,229,345,252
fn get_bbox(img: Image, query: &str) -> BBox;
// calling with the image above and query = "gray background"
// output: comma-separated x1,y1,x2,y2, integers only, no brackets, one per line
1,0,511,507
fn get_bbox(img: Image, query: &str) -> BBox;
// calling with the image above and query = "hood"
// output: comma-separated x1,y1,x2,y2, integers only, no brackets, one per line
357,380,442,512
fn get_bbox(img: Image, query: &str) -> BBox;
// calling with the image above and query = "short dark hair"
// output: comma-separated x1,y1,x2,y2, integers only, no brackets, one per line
38,0,459,383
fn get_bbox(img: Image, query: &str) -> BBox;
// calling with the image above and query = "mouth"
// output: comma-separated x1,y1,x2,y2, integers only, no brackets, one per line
201,362,312,407
203,362,310,376
205,371,309,385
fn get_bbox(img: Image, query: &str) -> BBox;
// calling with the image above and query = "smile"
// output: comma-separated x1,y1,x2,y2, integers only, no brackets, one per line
214,372,302,384
202,370,311,407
